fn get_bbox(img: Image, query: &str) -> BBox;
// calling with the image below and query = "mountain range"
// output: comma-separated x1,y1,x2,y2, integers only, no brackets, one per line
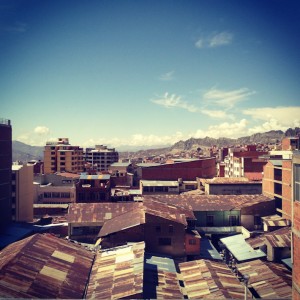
12,127,300,162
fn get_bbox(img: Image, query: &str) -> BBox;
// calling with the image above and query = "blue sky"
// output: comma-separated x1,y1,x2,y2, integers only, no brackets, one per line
1,0,300,149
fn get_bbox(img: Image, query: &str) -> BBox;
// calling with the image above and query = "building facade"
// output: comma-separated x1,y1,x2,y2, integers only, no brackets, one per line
11,163,34,222
44,138,84,174
84,145,118,172
292,152,300,299
0,118,12,228
263,159,292,220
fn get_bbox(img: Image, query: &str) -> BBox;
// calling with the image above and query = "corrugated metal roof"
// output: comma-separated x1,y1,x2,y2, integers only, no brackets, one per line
144,253,183,299
264,227,291,248
0,234,94,299
85,242,145,299
179,259,246,299
262,214,290,227
220,234,266,262
145,194,274,211
79,174,110,180
199,237,222,261
99,208,146,237
68,202,142,224
141,180,179,187
237,259,292,299
246,227,291,249
143,198,189,226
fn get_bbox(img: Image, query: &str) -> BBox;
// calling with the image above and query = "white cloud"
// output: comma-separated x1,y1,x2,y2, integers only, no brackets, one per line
195,31,233,49
203,88,255,108
83,131,185,148
209,31,233,47
201,109,235,120
159,71,175,81
192,119,248,139
243,106,300,125
151,92,198,113
34,126,50,135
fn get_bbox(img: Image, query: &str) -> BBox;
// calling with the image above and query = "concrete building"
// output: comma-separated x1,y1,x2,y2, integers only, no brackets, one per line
224,145,268,179
34,172,79,204
292,152,300,299
202,177,262,195
11,163,34,222
84,145,118,172
0,118,12,228
44,138,84,174
76,174,111,203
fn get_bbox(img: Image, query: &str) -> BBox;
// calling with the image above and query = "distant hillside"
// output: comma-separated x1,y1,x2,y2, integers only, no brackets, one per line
119,128,299,158
12,127,300,161
12,141,44,162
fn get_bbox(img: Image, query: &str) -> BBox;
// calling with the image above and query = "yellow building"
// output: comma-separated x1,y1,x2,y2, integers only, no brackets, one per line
12,163,34,222
44,138,84,174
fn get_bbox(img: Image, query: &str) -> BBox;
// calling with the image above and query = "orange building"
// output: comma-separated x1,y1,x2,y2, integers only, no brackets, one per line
263,159,292,220
292,153,300,299
44,138,84,174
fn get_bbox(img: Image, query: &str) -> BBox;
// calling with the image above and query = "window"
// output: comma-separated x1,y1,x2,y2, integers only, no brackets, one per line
206,215,214,226
44,192,52,198
294,164,300,202
61,192,71,198
158,238,171,246
52,192,60,198
155,225,161,233
189,239,197,245
168,225,174,234
229,215,237,226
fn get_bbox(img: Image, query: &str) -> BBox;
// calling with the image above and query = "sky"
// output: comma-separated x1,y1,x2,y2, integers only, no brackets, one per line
1,0,300,150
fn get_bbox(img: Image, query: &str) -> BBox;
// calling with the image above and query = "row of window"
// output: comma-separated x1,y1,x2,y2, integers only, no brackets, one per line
43,192,72,199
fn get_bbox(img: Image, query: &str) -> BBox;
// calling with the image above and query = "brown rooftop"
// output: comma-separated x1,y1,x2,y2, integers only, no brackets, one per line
85,242,145,299
99,207,146,237
67,202,142,224
0,234,94,299
179,259,246,299
246,226,291,249
146,194,274,211
237,259,292,299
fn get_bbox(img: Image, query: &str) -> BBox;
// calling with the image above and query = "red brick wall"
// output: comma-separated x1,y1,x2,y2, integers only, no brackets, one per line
262,162,275,196
282,161,292,220
141,158,216,181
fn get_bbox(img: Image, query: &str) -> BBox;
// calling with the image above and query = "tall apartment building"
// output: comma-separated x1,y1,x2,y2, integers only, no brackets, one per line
0,118,12,229
292,152,300,299
84,145,119,172
263,159,292,220
224,145,267,179
44,138,84,174
11,163,34,222
262,137,300,221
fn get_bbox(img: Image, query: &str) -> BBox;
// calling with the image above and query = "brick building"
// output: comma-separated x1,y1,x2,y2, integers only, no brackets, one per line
224,145,268,179
263,159,292,220
44,138,84,174
136,157,216,182
292,153,300,299
0,118,12,228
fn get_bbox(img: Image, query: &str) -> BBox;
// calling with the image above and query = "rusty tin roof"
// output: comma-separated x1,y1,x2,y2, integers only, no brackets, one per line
85,242,145,299
179,259,246,299
0,233,94,299
237,259,292,299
